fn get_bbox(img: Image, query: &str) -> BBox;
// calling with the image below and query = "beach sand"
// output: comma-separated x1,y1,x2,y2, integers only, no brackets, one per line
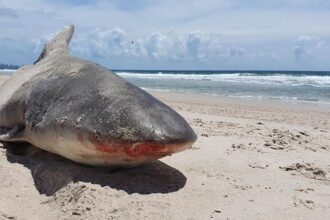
0,75,330,219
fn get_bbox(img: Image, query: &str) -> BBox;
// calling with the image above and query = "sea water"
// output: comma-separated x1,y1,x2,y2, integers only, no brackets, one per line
115,70,330,104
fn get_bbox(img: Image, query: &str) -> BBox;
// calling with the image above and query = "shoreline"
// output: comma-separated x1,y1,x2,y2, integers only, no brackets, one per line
147,89,330,112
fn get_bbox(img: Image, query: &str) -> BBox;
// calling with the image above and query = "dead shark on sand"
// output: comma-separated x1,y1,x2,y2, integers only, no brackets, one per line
0,25,197,167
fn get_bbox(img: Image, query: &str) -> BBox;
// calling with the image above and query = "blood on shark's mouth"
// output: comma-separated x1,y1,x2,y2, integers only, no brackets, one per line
93,141,189,158
76,131,193,161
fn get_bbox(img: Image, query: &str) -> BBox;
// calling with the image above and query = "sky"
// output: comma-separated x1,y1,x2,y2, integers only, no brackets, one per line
1,0,330,70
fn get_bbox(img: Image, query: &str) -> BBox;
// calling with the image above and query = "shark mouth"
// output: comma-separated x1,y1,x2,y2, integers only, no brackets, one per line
76,132,193,164
93,141,192,158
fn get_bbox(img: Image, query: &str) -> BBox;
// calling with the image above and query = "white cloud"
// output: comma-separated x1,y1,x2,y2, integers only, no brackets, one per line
293,35,313,60
316,40,330,52
145,32,168,59
69,27,282,68
72,28,127,58
271,52,278,62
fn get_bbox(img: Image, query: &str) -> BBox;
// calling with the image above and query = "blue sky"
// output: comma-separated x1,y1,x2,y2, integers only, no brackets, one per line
1,0,330,70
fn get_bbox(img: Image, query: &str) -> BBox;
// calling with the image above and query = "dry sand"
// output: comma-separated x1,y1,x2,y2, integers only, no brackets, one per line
1,75,330,219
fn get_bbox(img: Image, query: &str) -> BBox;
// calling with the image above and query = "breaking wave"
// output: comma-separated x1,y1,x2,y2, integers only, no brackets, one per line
116,71,330,88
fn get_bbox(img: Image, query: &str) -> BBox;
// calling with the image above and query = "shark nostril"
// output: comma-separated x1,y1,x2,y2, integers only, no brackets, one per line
124,142,156,157
92,130,101,143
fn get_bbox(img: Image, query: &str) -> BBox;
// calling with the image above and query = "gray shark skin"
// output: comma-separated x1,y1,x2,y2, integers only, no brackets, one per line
0,25,197,166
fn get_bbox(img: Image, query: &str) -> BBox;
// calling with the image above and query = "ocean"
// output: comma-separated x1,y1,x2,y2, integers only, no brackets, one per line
1,69,330,104
115,70,330,104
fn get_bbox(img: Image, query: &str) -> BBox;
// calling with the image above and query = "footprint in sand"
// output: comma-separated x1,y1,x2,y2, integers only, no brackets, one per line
293,198,315,209
248,162,269,169
294,188,314,193
0,211,17,220
279,163,329,181
263,129,312,151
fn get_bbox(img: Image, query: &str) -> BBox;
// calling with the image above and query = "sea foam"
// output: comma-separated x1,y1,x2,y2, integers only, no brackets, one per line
116,71,330,88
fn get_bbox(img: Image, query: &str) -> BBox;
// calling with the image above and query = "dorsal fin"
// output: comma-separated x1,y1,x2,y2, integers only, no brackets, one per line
34,25,75,64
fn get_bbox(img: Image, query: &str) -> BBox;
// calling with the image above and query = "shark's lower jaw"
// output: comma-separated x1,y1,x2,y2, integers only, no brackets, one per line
86,140,193,167
95,141,192,157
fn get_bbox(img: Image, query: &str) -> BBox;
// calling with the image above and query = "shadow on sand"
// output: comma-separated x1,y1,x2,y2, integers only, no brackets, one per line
4,143,187,196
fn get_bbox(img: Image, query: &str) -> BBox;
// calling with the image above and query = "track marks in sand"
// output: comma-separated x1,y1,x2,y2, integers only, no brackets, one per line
226,143,267,154
279,163,330,181
41,183,129,219
188,116,329,154
293,199,316,209
248,162,269,169
0,211,17,220
170,100,330,131
263,128,330,152
33,180,176,219
41,184,99,218
189,118,243,137
263,129,311,151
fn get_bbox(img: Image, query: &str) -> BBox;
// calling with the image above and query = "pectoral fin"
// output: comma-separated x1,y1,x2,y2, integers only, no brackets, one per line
0,125,25,142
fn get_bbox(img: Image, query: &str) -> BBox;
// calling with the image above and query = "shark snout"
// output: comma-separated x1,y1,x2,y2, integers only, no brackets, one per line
137,107,198,154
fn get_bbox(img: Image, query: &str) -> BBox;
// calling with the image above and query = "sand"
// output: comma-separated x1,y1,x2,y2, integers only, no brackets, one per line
1,75,330,219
